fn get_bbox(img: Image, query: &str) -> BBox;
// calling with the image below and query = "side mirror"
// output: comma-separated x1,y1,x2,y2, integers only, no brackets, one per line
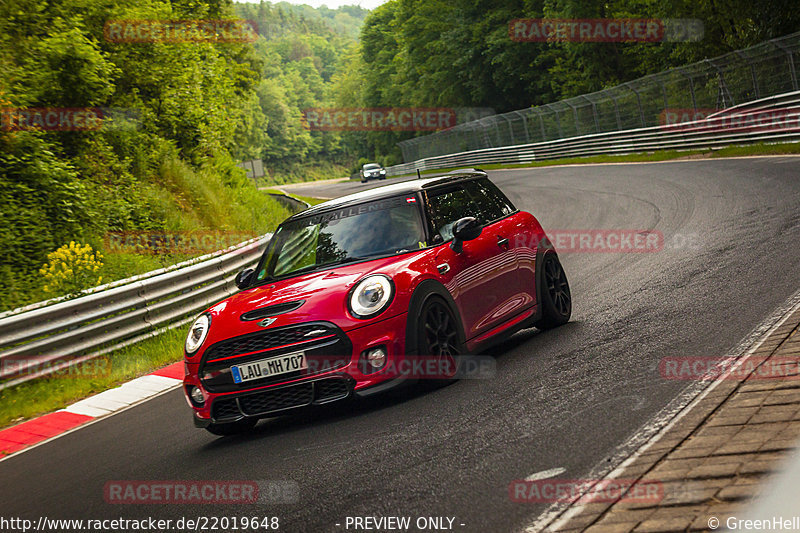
235,268,255,290
450,217,482,253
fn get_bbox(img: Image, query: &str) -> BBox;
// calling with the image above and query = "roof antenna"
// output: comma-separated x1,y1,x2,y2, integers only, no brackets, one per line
416,169,421,179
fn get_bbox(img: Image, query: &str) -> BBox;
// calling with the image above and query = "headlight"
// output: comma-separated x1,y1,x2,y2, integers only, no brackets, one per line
348,275,394,319
185,314,211,354
380,169,386,174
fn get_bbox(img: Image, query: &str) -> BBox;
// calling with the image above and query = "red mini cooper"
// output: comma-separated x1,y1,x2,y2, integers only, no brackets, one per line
183,170,571,435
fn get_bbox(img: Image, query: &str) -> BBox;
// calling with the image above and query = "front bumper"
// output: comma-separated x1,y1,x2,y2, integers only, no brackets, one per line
185,313,410,424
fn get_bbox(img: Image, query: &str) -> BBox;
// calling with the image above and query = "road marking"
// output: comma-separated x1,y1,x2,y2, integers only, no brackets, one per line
524,467,566,481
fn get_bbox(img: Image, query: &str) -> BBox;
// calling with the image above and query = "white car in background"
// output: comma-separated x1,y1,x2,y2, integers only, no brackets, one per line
360,163,387,183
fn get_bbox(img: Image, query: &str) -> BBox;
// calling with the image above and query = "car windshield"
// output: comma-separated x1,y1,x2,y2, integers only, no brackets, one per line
257,196,425,280
363,164,381,170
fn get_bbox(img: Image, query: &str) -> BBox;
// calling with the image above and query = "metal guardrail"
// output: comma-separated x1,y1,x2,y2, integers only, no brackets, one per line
0,235,271,390
398,31,800,162
386,91,800,176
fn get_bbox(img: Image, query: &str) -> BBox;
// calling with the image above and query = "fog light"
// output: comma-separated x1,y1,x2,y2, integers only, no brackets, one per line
189,386,205,406
365,347,387,369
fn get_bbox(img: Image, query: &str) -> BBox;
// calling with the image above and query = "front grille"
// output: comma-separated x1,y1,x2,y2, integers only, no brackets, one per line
200,322,352,393
204,323,338,361
239,383,314,416
210,377,353,421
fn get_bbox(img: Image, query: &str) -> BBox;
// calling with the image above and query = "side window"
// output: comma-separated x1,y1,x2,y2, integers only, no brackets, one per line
426,186,479,241
464,179,516,222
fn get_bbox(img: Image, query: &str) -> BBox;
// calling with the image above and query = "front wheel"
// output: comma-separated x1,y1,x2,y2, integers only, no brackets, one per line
534,252,571,329
205,418,257,436
416,297,464,381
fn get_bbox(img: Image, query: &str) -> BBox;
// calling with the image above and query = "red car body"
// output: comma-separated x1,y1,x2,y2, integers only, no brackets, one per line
183,171,571,434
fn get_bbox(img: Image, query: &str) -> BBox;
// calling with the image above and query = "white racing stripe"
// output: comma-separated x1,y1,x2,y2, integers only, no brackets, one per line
63,374,182,417
525,467,567,482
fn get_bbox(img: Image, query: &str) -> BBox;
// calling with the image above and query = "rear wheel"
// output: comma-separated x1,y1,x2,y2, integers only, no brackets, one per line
534,252,571,329
205,418,257,436
416,297,464,381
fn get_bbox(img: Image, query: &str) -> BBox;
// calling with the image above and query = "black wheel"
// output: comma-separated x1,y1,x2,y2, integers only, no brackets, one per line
416,297,464,380
534,252,571,329
205,418,257,436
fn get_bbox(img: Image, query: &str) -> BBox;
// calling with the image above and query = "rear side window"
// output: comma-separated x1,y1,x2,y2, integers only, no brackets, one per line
426,186,477,241
469,178,516,217
425,178,516,241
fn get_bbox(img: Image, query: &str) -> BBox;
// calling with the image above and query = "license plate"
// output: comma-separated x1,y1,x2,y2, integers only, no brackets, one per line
231,352,307,384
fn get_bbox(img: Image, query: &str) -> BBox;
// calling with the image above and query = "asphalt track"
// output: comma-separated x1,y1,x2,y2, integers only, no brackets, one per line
2,158,800,533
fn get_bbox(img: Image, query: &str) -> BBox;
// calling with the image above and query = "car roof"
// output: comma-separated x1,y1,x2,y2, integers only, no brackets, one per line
285,169,487,222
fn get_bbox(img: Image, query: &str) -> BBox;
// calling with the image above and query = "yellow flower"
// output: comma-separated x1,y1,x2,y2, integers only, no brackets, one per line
40,242,105,296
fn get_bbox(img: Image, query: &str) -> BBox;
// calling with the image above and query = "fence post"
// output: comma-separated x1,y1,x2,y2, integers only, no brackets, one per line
707,59,734,108
772,39,799,92
564,100,580,136
676,67,698,112
609,89,622,130
623,82,646,127
658,75,669,122
582,95,600,133
537,108,547,141
513,110,531,143
499,113,515,145
735,50,760,99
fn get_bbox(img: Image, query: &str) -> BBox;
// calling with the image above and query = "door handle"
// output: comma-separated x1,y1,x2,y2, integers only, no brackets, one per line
497,236,509,247
437,263,450,275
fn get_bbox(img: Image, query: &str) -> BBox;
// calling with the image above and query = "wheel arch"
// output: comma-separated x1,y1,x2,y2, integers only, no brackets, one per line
404,279,466,355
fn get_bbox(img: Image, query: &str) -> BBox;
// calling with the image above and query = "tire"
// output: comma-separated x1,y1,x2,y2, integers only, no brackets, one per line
534,252,571,329
415,296,465,381
205,418,257,436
